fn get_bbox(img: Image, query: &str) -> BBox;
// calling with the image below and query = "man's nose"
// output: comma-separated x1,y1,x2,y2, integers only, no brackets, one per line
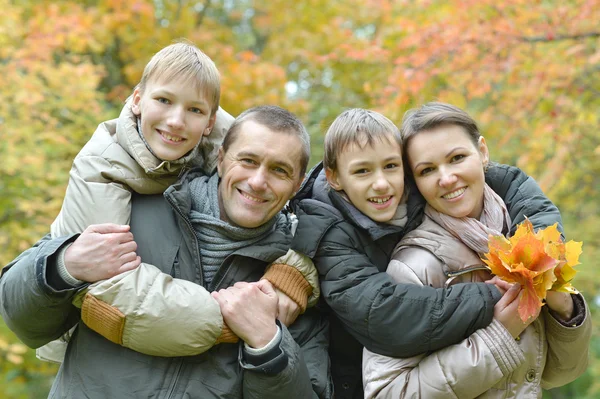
247,167,268,191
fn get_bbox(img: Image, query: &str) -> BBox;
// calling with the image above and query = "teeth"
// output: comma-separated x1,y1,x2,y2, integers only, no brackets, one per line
161,132,183,142
443,187,466,199
241,191,264,203
368,196,391,204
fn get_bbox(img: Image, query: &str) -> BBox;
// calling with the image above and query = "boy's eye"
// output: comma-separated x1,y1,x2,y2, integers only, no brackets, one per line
190,107,204,114
157,97,170,104
384,163,399,170
353,168,369,175
451,154,465,162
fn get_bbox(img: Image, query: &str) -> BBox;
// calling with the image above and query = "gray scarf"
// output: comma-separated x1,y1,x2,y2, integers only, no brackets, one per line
188,173,278,286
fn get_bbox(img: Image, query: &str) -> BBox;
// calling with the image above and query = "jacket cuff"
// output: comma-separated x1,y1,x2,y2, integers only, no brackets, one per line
56,243,85,287
547,293,586,327
214,322,240,344
476,319,525,375
262,263,311,313
80,293,125,345
240,322,288,375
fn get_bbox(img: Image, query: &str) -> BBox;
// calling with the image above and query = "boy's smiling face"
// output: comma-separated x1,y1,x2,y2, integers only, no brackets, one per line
326,135,405,222
132,76,216,161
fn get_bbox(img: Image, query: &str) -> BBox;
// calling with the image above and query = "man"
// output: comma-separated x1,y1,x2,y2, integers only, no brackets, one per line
0,106,332,398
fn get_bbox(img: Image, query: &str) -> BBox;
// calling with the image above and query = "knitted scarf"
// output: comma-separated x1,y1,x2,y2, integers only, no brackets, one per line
424,184,511,255
188,173,278,286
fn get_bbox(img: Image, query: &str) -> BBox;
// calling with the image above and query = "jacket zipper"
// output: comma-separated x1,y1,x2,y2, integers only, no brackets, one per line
164,193,203,399
445,264,491,288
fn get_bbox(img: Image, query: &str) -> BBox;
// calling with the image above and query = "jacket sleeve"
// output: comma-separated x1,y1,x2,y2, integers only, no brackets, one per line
73,263,231,357
363,318,525,399
485,163,563,236
313,224,501,358
263,249,321,311
50,155,133,237
363,253,525,399
0,234,82,349
242,308,333,399
541,294,592,389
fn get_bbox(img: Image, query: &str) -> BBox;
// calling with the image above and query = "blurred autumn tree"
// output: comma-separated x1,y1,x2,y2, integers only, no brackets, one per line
0,0,598,397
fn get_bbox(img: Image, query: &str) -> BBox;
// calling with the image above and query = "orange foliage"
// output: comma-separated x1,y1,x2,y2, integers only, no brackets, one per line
483,219,582,322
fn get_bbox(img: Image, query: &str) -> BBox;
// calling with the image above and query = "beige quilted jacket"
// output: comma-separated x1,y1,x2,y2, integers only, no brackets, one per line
363,216,591,399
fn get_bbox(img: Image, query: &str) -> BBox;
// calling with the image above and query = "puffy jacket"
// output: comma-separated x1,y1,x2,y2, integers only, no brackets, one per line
363,216,591,398
51,100,234,237
290,162,564,399
40,102,319,363
0,170,333,398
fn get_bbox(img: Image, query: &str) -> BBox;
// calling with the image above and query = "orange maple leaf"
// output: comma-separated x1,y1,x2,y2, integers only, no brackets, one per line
482,218,582,322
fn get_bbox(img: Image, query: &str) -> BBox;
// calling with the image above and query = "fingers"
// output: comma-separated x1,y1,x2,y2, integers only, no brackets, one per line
256,279,276,296
485,276,512,294
86,223,131,234
117,256,141,274
495,283,521,311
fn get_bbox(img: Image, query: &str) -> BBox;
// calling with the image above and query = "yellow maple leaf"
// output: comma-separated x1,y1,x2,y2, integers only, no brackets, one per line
482,218,582,322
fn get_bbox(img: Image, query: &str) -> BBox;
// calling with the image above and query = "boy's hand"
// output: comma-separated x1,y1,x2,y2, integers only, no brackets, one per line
485,276,513,295
494,283,540,338
275,288,301,326
65,224,141,283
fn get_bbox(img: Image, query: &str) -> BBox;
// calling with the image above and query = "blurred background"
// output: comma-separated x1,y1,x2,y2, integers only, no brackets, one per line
0,0,598,397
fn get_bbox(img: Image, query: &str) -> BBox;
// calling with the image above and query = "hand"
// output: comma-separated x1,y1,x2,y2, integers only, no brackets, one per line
64,224,141,283
211,279,278,348
494,283,540,338
485,276,513,295
275,288,301,327
545,290,574,321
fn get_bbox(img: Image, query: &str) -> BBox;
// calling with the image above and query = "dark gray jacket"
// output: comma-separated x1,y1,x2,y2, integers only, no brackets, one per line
290,162,563,399
0,171,332,399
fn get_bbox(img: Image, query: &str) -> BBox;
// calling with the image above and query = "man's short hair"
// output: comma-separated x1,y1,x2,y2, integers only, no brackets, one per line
222,105,311,176
137,41,220,116
323,108,401,171
401,102,481,147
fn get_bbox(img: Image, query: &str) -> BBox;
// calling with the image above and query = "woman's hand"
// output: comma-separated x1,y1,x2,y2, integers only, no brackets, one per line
493,282,540,338
545,290,574,321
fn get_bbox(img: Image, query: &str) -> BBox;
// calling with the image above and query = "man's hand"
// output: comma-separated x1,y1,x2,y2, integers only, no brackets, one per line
494,282,540,338
212,279,278,348
545,290,574,321
65,224,141,283
275,288,301,327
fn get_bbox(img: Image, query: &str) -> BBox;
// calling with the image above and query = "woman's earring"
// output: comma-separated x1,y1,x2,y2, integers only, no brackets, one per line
483,161,490,172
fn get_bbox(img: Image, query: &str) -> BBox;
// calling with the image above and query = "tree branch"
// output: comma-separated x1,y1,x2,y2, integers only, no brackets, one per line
520,32,600,43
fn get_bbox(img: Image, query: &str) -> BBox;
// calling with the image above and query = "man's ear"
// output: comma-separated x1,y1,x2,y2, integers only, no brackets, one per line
131,87,142,116
325,168,342,191
217,147,224,177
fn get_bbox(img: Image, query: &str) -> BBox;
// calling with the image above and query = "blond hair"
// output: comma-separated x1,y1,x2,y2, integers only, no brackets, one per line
324,108,401,171
138,41,220,116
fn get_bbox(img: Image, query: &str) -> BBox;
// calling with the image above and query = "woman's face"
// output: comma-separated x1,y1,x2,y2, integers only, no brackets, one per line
407,124,489,219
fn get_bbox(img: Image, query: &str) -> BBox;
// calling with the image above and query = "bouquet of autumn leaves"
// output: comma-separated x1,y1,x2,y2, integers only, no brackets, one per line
482,218,582,322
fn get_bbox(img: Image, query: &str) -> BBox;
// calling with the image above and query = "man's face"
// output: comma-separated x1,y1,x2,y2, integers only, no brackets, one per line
132,76,216,161
217,120,305,228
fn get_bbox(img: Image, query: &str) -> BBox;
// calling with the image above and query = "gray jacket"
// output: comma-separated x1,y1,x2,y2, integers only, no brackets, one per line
0,171,332,399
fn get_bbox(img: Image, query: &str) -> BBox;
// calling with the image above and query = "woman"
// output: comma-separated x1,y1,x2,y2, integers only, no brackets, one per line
362,102,591,399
